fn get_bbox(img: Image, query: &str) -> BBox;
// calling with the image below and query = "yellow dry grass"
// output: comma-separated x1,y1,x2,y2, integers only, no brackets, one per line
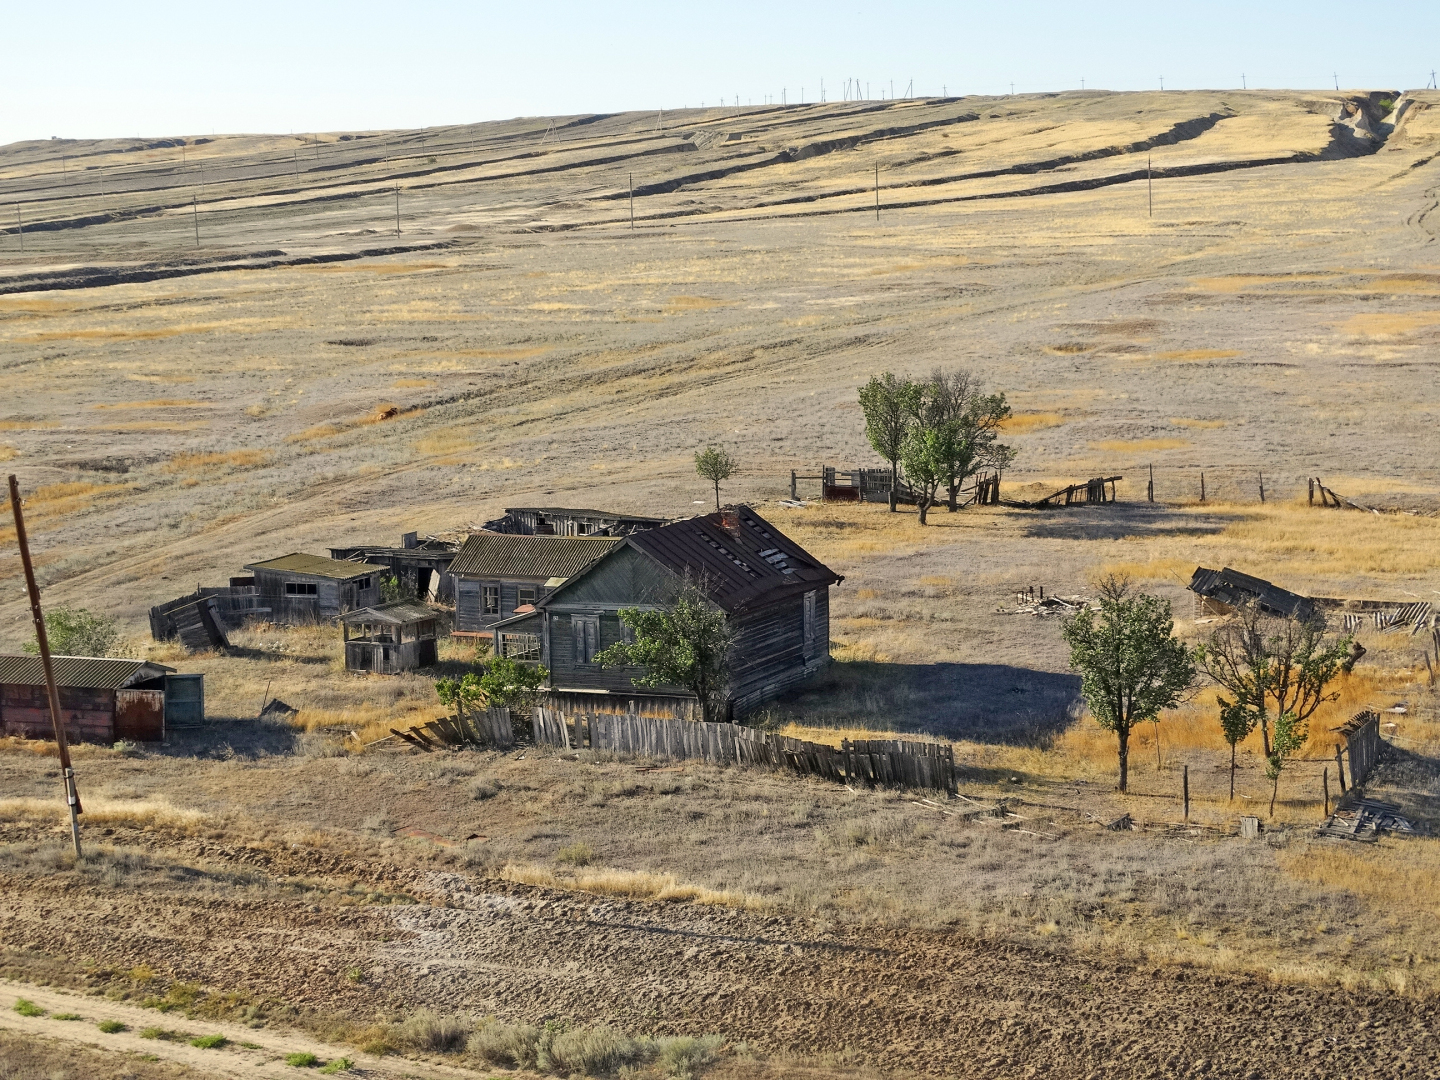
91,399,207,410
1043,343,1093,354
1155,350,1240,361
501,862,767,909
89,421,209,433
1171,417,1227,429
1338,311,1440,337
286,403,409,444
392,379,434,388
0,447,16,462
999,412,1065,434
0,420,58,431
163,450,273,473
16,324,221,343
1276,844,1440,919
663,295,732,312
1090,438,1189,452
0,796,210,829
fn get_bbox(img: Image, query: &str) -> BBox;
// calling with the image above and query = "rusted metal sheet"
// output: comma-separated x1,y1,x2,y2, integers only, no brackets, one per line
115,689,164,742
0,654,172,690
1,682,114,743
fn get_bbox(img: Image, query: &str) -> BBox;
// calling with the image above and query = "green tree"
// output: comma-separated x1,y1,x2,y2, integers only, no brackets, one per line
694,446,737,511
478,654,549,712
918,369,1016,510
25,607,123,657
858,372,922,511
1061,577,1196,793
898,421,961,525
1266,712,1308,817
594,585,734,724
1218,696,1258,801
1196,602,1352,757
435,673,485,728
380,574,415,604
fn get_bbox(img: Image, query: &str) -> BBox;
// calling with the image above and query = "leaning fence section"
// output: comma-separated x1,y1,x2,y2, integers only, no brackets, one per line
532,707,956,793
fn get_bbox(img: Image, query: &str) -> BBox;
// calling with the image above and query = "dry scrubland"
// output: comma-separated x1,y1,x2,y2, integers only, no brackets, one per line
2,90,1440,1077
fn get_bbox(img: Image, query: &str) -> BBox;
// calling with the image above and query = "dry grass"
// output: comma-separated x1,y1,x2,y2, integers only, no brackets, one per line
0,797,210,829
0,420,58,431
500,862,767,909
1155,349,1241,361
163,450,272,473
1171,417,1227,429
0,446,16,462
1089,438,1189,452
91,399,207,410
999,412,1065,434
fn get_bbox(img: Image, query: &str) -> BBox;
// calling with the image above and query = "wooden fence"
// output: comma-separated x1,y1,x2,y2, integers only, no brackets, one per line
1340,710,1381,788
532,708,956,793
391,707,514,751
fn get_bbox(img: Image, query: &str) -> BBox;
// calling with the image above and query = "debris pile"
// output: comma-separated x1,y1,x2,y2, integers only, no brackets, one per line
1317,798,1415,842
1002,590,1092,616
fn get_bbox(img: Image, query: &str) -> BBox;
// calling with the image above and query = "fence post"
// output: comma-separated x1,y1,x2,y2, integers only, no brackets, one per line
1308,477,1314,505
1183,764,1189,822
1335,746,1347,793
790,470,797,500
1200,472,1205,502
1323,767,1330,817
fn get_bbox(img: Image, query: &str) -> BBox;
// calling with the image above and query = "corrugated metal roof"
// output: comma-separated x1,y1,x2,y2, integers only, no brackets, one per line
0,655,175,689
1188,566,1316,621
449,534,623,580
340,601,437,625
626,506,841,613
245,553,388,580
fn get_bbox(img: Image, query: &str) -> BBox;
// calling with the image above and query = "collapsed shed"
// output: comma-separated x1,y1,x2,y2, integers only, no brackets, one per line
0,655,197,743
484,507,666,537
328,533,460,604
1188,566,1316,622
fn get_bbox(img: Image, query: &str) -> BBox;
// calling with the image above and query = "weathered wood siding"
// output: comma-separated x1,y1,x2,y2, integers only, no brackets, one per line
729,589,830,716
1,683,115,743
253,570,378,623
345,637,438,674
454,576,550,632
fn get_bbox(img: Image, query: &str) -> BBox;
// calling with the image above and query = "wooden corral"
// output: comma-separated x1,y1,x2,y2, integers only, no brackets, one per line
0,655,188,744
1021,475,1122,508
495,506,841,719
340,601,439,674
244,553,386,623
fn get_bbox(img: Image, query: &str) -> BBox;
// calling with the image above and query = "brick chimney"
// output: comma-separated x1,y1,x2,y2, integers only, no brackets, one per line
719,507,740,533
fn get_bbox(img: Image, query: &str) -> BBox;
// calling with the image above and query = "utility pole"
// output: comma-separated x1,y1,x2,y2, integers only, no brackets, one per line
9,475,83,858
1148,155,1153,217
15,205,22,253
629,172,634,229
1010,82,1015,96
192,194,199,248
1081,77,1085,90
1160,75,1165,91
394,184,400,235
1242,73,1246,90
874,161,879,221
1334,72,1339,91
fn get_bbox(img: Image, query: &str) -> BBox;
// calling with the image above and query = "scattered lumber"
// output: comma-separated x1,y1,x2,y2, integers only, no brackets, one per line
1018,475,1121,509
388,708,515,752
1317,798,1414,842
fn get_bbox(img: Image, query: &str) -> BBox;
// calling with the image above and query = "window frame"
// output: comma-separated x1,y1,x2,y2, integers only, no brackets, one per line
482,584,501,615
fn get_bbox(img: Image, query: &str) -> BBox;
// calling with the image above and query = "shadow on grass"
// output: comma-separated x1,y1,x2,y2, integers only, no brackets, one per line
1017,502,1231,543
768,659,1082,746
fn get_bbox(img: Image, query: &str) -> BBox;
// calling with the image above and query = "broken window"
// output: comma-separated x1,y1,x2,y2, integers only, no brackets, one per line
285,582,318,596
518,584,538,607
483,586,500,615
501,633,541,662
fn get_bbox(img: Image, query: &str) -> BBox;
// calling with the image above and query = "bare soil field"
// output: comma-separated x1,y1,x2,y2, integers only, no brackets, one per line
3,89,1440,1078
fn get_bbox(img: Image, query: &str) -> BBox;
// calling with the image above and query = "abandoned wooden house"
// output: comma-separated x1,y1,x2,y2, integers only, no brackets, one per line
328,533,460,604
1188,566,1316,621
341,601,440,674
243,553,387,623
483,507,667,536
450,534,623,635
0,655,199,743
491,505,842,718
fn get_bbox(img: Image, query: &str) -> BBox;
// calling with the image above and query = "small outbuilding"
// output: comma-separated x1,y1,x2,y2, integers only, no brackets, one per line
1188,566,1316,622
328,532,460,603
341,602,440,674
0,655,186,744
485,507,667,537
449,534,624,635
244,553,387,623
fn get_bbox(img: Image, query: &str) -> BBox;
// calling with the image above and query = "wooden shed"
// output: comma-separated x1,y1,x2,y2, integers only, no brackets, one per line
244,553,386,623
0,655,181,744
449,534,623,635
328,533,459,604
488,507,667,537
341,602,440,674
492,505,842,718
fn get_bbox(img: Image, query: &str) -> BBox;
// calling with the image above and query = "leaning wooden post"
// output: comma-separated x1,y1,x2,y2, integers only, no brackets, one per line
1308,477,1314,505
1323,767,1330,817
8,475,83,858
1258,472,1265,503
1200,472,1205,502
1334,745,1347,793
1147,463,1154,502
1182,764,1189,822
790,470,797,500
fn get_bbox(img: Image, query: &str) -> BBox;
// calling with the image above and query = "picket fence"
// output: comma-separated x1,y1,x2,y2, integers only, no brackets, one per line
532,708,956,793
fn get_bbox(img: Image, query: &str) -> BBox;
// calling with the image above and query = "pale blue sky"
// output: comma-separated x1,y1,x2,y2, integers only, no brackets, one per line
4,1,1437,145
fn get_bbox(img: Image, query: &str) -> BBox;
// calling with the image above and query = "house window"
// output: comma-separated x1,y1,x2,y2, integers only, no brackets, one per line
355,577,372,591
501,632,542,662
518,584,537,607
572,615,600,663
483,586,500,615
285,582,318,596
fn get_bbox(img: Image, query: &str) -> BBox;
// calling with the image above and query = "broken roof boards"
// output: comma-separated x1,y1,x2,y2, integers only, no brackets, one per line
1188,566,1316,622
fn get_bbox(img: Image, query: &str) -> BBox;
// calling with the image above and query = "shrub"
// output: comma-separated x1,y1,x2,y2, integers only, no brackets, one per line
470,778,502,801
393,1010,472,1053
555,842,594,867
285,1051,320,1067
548,1024,643,1074
191,1033,228,1049
139,1026,167,1039
53,1012,82,1021
468,1019,542,1069
23,607,124,658
318,1058,354,1075
657,1035,722,1079
12,999,44,1017
97,1019,127,1033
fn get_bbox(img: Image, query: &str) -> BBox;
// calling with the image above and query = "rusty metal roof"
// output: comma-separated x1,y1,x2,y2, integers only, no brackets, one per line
0,655,175,689
449,534,623,580
244,553,388,580
339,601,437,625
625,506,841,613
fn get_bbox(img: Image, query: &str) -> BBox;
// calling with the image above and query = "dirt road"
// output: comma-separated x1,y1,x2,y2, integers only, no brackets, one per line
2,832,1435,1079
